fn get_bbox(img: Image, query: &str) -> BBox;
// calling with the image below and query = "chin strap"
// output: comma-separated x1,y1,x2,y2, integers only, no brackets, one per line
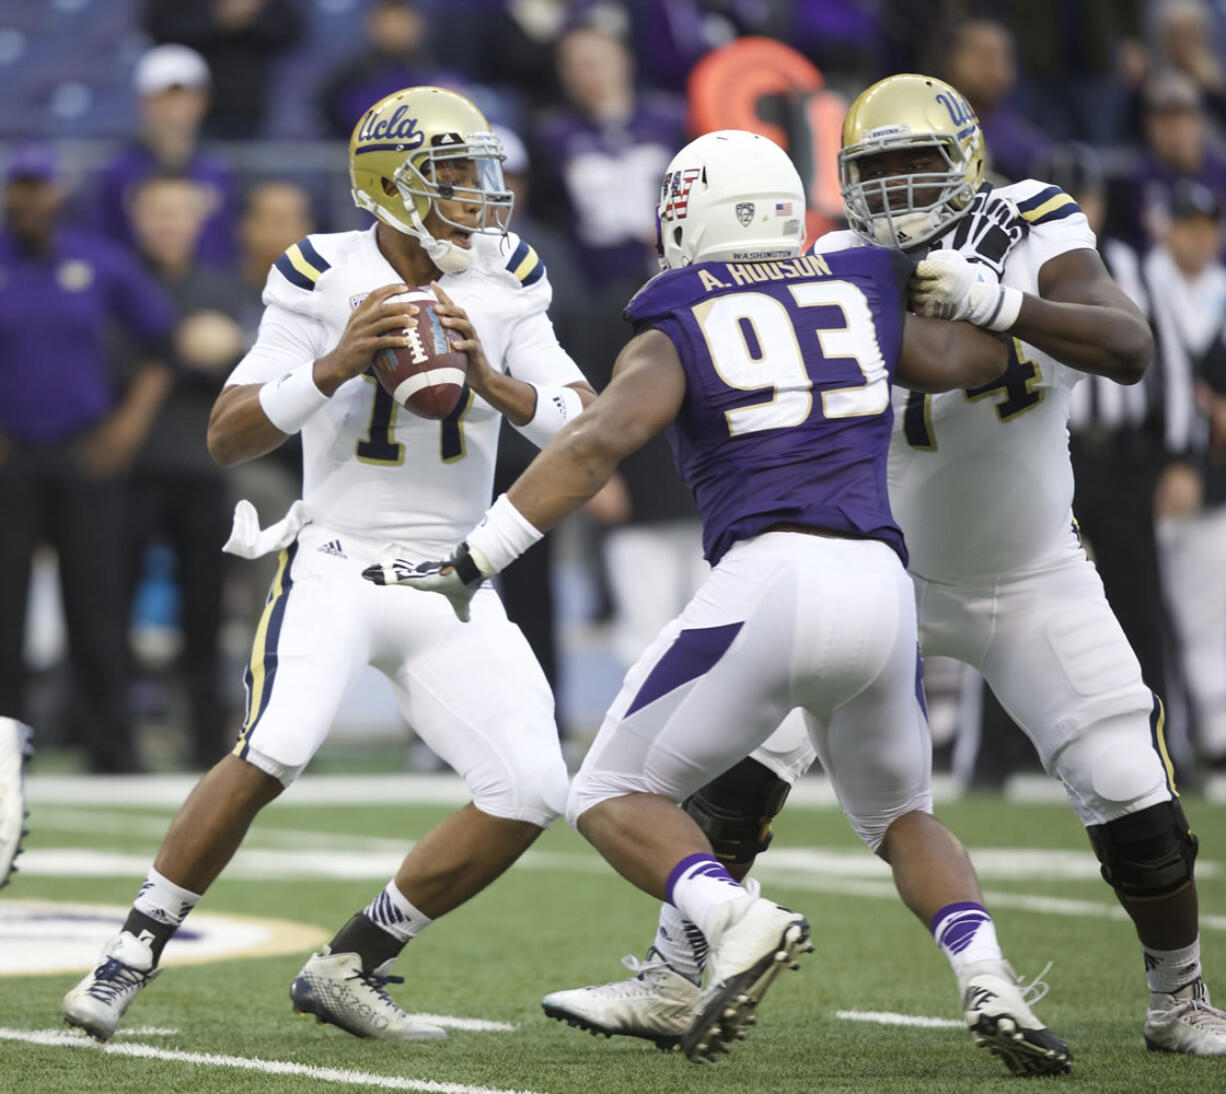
356,188,476,275
420,230,473,275
408,208,474,275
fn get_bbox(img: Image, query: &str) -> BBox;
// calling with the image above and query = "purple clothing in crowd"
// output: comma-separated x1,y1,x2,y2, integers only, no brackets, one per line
318,58,462,140
94,143,237,268
981,108,1050,183
0,228,174,443
533,96,685,289
1114,150,1226,253
624,246,910,566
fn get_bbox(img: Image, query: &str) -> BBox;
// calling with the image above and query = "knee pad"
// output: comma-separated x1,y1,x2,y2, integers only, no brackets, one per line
241,743,303,787
470,752,568,828
1086,799,1199,901
682,757,791,865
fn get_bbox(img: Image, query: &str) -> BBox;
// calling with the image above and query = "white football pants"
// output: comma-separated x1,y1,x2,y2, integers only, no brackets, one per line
235,522,568,826
567,532,932,851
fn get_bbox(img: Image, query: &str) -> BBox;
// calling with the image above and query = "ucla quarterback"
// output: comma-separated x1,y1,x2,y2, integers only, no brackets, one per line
539,74,1226,1069
367,128,1070,1065
62,86,594,1042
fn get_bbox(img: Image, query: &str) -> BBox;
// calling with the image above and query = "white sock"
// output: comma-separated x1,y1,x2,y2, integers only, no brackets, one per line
1143,936,1202,995
930,901,1003,981
651,902,707,985
665,853,752,940
363,880,432,945
133,867,200,929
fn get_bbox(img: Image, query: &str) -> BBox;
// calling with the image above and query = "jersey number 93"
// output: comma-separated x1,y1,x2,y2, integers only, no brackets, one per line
692,281,889,437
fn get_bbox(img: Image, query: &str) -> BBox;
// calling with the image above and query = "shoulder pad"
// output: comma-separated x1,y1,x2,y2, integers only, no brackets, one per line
501,236,547,288
809,229,862,255
271,236,333,294
624,267,699,326
1002,180,1083,228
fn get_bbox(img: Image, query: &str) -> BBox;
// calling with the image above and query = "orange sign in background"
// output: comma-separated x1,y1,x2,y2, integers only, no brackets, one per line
687,37,847,246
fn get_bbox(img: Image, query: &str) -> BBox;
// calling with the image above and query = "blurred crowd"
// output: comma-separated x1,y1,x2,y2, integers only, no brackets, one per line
1,0,1225,782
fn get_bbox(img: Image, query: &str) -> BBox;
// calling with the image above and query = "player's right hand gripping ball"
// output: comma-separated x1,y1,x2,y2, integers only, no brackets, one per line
374,290,467,420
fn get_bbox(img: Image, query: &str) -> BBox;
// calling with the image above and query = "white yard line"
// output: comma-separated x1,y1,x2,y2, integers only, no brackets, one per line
834,1010,963,1029
23,771,1226,811
32,772,1166,808
25,775,475,808
414,1016,516,1033
0,1028,542,1094
32,807,415,853
14,846,1226,932
730,869,1226,932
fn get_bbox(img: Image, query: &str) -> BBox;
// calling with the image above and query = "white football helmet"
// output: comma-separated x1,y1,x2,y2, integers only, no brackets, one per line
657,130,805,269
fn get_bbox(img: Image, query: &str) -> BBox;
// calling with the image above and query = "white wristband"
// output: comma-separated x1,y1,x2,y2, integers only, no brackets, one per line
983,285,1023,332
465,493,544,575
258,362,329,434
517,384,584,448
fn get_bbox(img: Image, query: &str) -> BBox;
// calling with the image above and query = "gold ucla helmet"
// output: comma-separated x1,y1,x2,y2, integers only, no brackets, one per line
349,86,513,273
839,74,985,250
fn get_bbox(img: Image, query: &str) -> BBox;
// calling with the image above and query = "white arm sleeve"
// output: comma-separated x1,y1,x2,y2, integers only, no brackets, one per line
225,300,330,387
503,308,588,389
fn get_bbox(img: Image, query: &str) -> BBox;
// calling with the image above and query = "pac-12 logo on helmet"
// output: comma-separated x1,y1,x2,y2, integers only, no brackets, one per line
657,130,805,269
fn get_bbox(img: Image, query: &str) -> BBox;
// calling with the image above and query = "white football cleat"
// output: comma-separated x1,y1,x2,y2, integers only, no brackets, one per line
682,896,811,1063
1145,979,1226,1055
960,960,1072,1076
0,718,33,889
290,948,447,1041
62,930,161,1042
542,950,701,1050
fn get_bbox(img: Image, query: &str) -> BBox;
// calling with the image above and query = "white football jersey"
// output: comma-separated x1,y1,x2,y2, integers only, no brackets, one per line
227,226,585,555
817,180,1098,581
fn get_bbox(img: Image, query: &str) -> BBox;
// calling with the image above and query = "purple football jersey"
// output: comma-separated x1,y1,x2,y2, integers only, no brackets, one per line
624,246,911,565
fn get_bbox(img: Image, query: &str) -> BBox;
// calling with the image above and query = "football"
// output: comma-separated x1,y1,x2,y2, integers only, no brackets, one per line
373,290,467,420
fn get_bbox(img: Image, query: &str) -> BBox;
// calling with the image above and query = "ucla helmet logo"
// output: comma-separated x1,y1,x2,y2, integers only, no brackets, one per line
348,86,513,274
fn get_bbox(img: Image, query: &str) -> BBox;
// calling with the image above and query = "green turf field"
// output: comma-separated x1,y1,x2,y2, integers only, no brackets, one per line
3,781,1224,1093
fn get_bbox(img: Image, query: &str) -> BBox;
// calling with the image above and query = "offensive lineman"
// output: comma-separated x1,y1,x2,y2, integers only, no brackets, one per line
62,86,595,1042
369,128,1069,1069
541,74,1226,1064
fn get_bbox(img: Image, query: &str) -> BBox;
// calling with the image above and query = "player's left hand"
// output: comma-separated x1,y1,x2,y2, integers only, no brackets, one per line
910,250,1020,332
958,191,1026,277
362,542,487,622
431,282,494,392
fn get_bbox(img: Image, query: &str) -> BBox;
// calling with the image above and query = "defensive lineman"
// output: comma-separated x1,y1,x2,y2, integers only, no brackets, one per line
370,128,1069,1069
62,86,595,1042
542,74,1226,1064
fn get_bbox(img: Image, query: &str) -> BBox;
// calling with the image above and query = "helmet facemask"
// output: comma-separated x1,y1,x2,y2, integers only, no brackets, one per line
840,133,977,251
357,131,514,274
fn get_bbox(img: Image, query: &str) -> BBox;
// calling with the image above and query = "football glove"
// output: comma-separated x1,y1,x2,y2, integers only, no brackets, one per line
949,190,1028,277
362,542,490,622
909,249,1023,332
